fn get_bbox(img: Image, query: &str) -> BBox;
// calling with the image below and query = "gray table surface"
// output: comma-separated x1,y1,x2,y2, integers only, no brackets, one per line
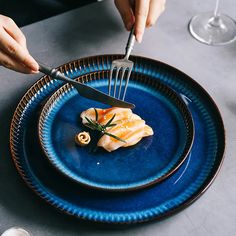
0,0,236,235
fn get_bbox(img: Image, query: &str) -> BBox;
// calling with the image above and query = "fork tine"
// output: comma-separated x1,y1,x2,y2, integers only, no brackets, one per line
122,67,132,100
118,68,126,99
108,64,115,95
113,67,121,97
109,27,135,101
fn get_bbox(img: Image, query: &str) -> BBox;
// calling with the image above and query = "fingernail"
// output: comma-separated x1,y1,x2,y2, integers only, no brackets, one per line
29,61,39,71
136,33,143,43
31,70,39,74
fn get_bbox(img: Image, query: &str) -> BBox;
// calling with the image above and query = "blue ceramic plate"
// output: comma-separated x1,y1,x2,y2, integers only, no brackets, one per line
38,72,194,191
10,55,225,224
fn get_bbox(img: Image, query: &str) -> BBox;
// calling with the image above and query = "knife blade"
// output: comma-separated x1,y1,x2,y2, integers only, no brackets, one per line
38,62,135,109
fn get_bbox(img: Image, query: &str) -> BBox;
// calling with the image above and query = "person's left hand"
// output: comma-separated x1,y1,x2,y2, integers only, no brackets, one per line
115,0,166,43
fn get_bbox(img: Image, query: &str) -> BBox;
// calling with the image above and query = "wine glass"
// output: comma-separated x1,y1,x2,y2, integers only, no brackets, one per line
189,0,236,45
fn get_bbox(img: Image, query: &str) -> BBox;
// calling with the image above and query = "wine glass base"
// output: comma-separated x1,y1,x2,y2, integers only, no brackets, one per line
189,12,236,45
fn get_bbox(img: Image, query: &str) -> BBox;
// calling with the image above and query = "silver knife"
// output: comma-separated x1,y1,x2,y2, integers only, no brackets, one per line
38,62,135,109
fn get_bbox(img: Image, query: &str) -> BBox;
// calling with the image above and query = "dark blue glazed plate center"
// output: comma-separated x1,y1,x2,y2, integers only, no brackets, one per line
38,71,194,191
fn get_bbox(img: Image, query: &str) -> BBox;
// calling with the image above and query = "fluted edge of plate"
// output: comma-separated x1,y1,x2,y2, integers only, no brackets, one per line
10,54,225,224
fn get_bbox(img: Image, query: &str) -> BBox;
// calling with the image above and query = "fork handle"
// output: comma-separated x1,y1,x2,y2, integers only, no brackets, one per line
125,26,135,60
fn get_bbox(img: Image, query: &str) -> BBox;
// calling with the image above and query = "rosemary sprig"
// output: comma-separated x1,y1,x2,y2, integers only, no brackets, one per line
103,131,126,142
103,113,116,129
84,108,126,143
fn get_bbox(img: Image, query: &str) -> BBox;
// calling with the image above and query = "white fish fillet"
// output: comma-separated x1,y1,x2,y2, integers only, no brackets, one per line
80,107,153,152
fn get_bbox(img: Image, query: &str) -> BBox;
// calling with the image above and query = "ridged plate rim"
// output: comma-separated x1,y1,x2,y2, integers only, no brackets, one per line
9,55,225,224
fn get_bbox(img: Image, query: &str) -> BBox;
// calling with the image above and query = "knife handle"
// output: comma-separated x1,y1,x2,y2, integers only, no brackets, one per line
38,62,73,84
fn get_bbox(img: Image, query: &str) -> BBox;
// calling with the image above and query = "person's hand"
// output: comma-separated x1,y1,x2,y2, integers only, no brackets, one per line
115,0,166,43
0,15,38,73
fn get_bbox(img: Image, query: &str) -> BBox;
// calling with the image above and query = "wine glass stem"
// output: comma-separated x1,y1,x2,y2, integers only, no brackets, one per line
214,0,220,17
210,0,222,27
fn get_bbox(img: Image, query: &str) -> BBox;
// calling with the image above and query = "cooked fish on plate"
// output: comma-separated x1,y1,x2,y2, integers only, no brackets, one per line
80,107,154,152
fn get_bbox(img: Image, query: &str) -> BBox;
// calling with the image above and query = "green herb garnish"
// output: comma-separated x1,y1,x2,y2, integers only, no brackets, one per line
84,108,126,143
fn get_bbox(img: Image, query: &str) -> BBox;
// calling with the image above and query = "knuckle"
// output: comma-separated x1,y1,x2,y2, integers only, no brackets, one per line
7,44,17,55
1,60,12,69
0,15,14,25
137,10,148,19
0,14,4,23
21,55,29,65
146,18,155,27
0,15,6,22
4,16,15,25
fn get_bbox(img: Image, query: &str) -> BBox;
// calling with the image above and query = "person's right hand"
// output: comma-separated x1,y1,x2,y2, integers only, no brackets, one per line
0,15,39,73
115,0,166,43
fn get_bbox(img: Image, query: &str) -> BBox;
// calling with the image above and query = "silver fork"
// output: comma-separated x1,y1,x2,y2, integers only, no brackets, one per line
109,27,135,100
38,62,135,109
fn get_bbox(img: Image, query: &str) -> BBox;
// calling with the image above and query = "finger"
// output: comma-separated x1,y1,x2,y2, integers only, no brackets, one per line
0,28,38,71
135,0,150,43
146,0,166,28
1,16,27,49
0,49,37,74
114,0,135,30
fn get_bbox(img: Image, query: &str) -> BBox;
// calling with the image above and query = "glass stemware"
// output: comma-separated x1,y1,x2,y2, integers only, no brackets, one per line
189,0,236,45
